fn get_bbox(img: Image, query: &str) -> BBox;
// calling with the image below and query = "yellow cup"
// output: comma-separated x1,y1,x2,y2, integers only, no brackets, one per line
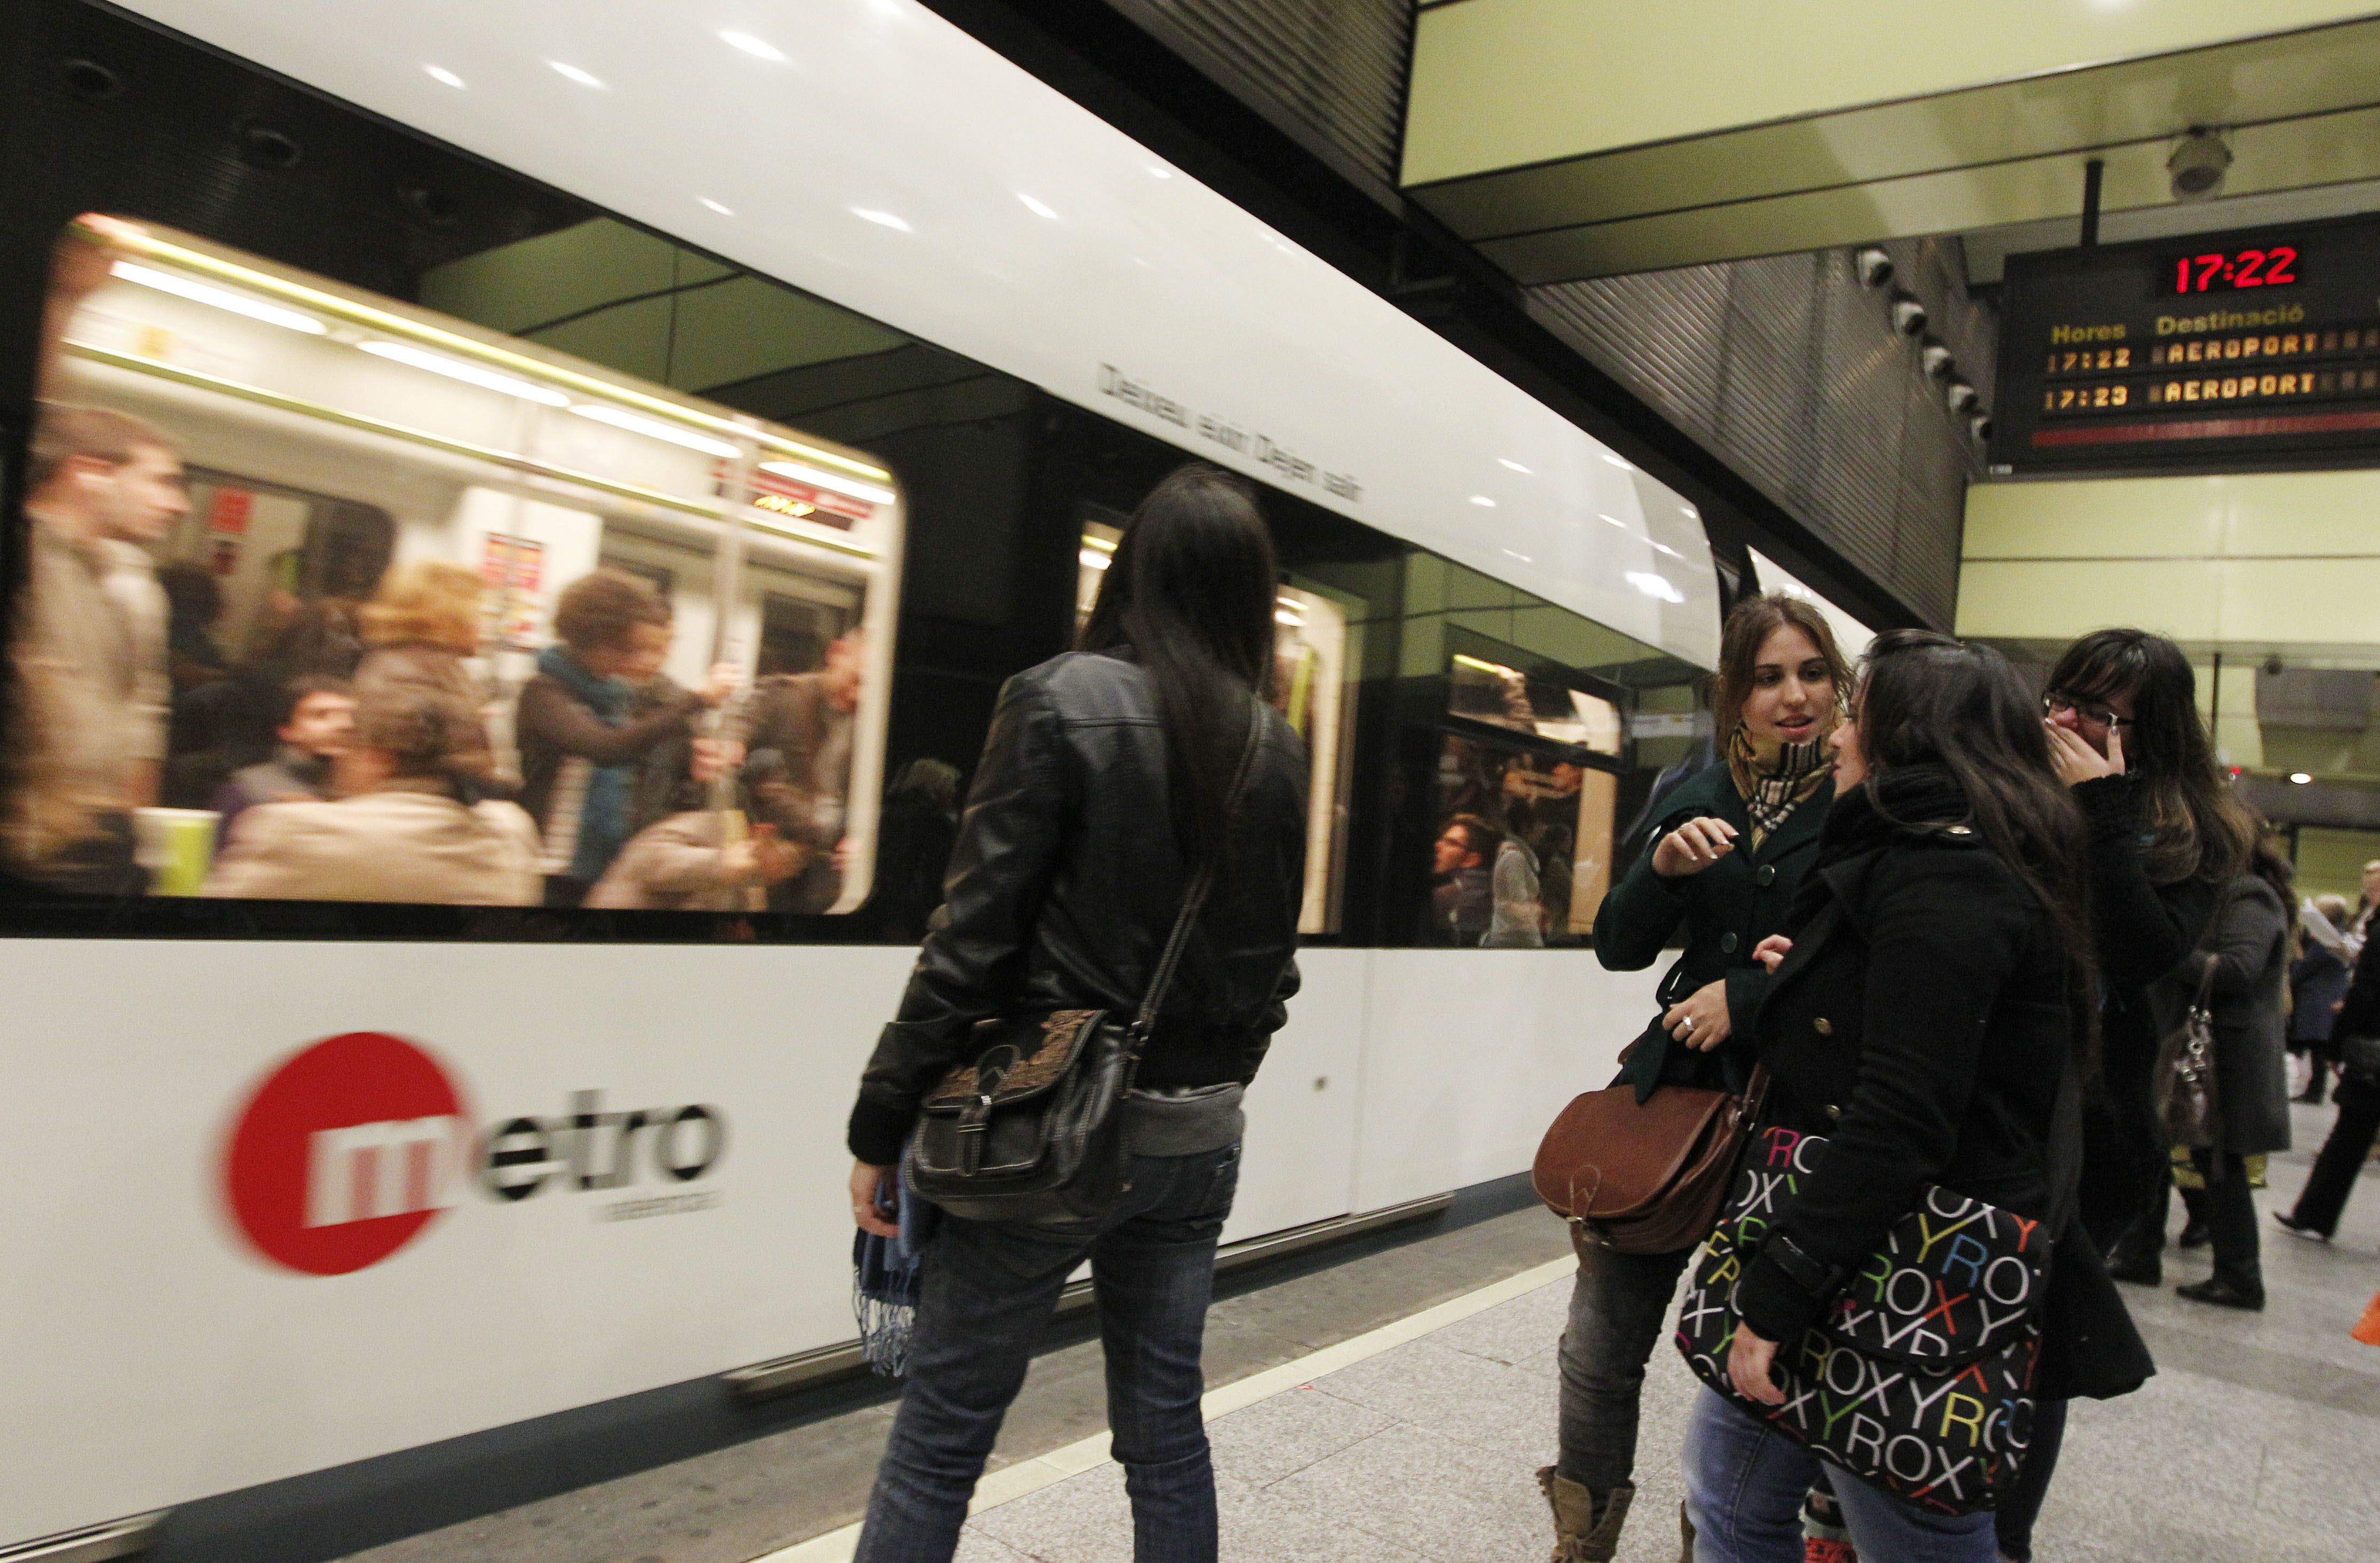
133,807,219,896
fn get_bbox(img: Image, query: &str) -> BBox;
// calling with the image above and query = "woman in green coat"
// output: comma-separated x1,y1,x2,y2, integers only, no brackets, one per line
1538,593,1851,1563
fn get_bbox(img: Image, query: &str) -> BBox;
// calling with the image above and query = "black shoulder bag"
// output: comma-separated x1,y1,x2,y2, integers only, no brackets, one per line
904,700,1264,1225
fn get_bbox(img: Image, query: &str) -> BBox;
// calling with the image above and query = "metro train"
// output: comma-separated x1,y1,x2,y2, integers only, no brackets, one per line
0,1,1720,1554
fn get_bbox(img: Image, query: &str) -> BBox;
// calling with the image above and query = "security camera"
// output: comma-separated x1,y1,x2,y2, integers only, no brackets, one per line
1920,340,1955,381
2168,129,2232,202
1855,247,1894,288
1889,292,1928,336
1945,380,1979,413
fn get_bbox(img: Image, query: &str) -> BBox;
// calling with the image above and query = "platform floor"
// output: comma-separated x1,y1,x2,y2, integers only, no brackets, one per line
349,1100,2380,1563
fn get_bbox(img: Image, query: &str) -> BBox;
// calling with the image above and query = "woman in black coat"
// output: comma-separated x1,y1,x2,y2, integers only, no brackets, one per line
1685,631,2149,1563
2037,629,2253,1277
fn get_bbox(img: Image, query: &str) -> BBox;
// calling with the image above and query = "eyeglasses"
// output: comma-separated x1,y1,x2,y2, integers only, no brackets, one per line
2044,691,2133,730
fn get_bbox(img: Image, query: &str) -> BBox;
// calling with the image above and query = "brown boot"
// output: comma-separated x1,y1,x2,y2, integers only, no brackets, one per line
1536,1468,1634,1562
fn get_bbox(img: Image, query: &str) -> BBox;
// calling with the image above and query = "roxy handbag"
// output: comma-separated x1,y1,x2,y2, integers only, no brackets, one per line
903,700,1263,1225
1674,1054,2083,1518
1533,1057,1769,1256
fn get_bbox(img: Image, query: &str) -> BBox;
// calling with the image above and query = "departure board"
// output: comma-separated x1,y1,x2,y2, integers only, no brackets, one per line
1990,214,2380,473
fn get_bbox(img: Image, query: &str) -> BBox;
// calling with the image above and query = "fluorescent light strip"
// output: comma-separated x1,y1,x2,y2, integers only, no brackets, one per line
1078,548,1110,571
759,460,897,507
85,224,893,484
111,261,326,335
357,340,568,405
570,403,743,457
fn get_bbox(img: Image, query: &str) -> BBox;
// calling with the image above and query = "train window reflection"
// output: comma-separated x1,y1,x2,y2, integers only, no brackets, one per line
13,217,903,913
1448,652,1622,753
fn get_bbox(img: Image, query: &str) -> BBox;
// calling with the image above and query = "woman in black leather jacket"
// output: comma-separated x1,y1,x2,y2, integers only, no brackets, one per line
844,464,1307,1563
1688,631,2147,1561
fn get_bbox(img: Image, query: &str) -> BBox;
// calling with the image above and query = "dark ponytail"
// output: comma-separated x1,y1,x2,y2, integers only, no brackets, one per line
1080,464,1278,878
1857,630,2101,1077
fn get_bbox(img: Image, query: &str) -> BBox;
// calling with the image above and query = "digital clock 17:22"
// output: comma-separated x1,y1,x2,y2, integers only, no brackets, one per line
2168,246,2300,295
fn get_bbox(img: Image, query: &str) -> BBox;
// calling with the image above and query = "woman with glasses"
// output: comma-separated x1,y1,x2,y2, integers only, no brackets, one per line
2038,629,2256,1271
2008,627,2255,1563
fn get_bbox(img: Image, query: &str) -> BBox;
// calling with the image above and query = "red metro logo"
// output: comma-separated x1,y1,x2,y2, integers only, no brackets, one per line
224,1031,472,1276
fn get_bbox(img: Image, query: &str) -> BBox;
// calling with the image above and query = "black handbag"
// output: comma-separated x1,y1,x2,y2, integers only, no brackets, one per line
1675,1055,2083,1517
903,701,1262,1225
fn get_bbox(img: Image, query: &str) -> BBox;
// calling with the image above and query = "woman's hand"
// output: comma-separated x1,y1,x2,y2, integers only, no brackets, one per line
1664,980,1731,1051
1728,1324,1786,1406
1753,935,1793,973
850,1161,899,1237
2044,720,2124,786
1652,817,1739,879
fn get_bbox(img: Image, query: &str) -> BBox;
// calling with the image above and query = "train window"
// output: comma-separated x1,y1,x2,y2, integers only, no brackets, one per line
1413,552,1704,948
1077,517,1361,935
17,216,903,914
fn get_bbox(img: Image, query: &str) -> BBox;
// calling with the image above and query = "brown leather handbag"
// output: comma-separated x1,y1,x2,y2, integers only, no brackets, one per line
1532,1065,1767,1254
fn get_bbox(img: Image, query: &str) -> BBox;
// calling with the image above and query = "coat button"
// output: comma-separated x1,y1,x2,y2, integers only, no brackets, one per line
1755,864,1777,886
1826,1104,1843,1121
1814,1017,1833,1036
1720,932,1739,954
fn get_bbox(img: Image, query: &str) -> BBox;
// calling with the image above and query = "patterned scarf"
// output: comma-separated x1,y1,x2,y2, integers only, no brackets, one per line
1727,723,1832,849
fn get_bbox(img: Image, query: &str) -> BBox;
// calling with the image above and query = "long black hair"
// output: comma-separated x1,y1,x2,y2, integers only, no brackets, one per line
1079,464,1278,877
2047,628,2255,886
1857,630,2101,1073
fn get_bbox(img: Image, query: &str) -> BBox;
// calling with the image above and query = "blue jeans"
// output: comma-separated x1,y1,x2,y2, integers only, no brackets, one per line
1682,1388,2000,1563
853,1143,1242,1563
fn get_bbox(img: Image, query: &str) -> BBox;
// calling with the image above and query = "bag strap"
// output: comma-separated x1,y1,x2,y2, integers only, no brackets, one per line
1128,697,1267,1051
2043,1045,2086,1238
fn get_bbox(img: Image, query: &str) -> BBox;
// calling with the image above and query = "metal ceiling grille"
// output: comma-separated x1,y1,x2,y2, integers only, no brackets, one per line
1113,0,1414,185
1530,238,1992,629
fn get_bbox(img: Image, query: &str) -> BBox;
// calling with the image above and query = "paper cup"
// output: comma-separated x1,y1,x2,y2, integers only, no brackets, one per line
133,807,219,896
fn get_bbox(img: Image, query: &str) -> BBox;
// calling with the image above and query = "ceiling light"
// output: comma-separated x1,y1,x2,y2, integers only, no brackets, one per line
759,459,897,506
700,199,734,216
1018,193,1059,220
1602,453,1633,469
358,340,569,404
2291,771,2314,785
1599,514,1627,527
1651,542,1683,559
719,30,786,61
1470,495,1496,508
1499,459,1532,474
1149,167,1172,179
112,261,327,335
852,208,911,232
1502,549,1533,564
1626,571,1684,604
1855,247,1894,287
1079,548,1110,571
570,403,742,456
549,61,607,89
424,66,465,89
